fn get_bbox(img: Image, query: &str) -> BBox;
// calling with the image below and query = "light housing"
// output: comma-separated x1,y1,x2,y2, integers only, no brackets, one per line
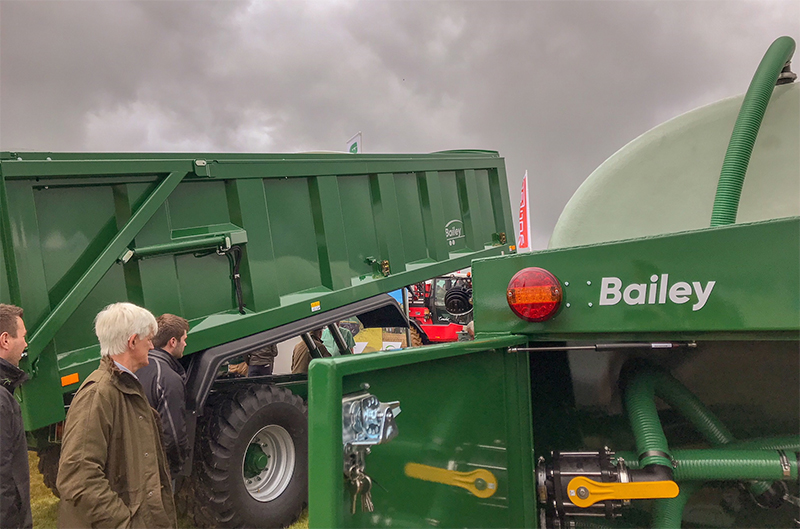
506,267,563,322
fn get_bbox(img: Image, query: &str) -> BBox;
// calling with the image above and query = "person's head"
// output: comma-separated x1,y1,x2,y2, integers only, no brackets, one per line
0,304,27,367
310,328,324,340
95,302,157,372
153,314,189,359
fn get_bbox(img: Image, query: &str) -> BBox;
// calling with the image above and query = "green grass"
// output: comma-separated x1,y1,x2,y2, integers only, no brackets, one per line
30,452,309,528
29,452,58,528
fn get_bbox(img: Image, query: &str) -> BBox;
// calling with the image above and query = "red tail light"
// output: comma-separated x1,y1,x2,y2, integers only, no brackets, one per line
506,267,562,322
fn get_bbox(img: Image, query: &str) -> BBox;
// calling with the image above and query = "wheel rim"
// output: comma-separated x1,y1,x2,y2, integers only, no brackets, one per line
241,424,295,502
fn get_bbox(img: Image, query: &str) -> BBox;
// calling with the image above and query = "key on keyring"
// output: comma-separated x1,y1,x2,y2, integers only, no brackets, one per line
350,476,364,515
361,474,374,513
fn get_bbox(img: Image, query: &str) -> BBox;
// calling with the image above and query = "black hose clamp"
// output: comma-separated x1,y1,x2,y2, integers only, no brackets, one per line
778,450,791,478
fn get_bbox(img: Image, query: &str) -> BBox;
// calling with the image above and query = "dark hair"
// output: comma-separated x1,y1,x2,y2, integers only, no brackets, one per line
0,304,23,338
153,314,189,349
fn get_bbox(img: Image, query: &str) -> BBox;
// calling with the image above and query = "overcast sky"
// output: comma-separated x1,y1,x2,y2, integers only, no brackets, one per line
1,1,797,249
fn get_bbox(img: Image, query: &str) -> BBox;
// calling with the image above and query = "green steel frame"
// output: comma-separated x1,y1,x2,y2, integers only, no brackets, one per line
472,217,800,341
0,150,516,431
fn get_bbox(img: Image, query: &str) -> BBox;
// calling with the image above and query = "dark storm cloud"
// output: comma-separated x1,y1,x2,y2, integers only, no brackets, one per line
1,0,798,248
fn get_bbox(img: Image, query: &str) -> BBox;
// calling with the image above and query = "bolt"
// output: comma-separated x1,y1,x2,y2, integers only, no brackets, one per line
577,487,590,499
586,281,592,286
564,281,570,287
361,383,371,390
588,302,593,307
566,303,571,308
474,478,487,491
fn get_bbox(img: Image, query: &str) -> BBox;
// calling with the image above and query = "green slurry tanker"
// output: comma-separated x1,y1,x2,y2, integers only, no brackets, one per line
2,36,798,529
303,37,799,528
0,147,515,527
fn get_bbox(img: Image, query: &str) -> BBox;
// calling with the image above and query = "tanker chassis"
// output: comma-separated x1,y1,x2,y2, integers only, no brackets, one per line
305,37,800,529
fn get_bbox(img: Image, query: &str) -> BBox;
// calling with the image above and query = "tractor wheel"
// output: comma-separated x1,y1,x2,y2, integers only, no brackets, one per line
410,327,425,347
191,385,308,528
36,445,61,498
408,320,430,347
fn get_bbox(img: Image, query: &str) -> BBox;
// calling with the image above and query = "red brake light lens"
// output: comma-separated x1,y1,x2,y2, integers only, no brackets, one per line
506,267,562,322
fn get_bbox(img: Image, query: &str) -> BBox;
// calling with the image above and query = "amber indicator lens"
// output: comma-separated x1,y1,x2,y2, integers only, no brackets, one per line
506,267,562,322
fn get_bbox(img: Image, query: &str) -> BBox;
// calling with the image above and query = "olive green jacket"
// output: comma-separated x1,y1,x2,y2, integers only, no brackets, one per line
56,357,176,529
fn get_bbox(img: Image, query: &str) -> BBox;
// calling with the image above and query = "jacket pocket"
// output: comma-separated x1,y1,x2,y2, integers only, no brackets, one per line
114,488,143,529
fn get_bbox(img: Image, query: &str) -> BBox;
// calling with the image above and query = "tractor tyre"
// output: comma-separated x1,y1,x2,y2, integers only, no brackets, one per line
410,327,425,348
408,320,431,346
36,445,61,498
191,385,308,528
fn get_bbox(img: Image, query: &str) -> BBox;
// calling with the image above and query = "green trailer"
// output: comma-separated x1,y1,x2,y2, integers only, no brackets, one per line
306,38,799,528
0,148,516,526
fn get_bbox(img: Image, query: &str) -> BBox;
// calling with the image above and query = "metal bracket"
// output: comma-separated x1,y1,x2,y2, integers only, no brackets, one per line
365,257,390,277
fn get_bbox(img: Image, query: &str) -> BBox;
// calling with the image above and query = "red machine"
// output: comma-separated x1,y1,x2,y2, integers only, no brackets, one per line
407,273,473,343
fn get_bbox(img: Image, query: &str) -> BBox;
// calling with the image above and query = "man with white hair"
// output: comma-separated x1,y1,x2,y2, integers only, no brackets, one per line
56,302,176,529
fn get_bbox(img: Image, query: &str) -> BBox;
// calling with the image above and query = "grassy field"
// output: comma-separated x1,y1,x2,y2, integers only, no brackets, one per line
28,452,308,529
29,453,58,528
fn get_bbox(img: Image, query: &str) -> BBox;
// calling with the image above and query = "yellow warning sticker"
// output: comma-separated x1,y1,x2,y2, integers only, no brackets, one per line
311,301,321,312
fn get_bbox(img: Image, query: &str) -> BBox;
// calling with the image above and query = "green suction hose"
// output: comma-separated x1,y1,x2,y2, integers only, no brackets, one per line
710,36,796,227
616,448,798,481
623,362,799,526
652,482,700,529
623,363,735,466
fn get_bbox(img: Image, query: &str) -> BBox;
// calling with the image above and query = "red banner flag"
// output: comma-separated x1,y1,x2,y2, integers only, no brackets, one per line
517,171,531,251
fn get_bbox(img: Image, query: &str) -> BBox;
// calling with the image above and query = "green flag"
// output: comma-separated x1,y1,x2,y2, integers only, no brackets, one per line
346,132,362,154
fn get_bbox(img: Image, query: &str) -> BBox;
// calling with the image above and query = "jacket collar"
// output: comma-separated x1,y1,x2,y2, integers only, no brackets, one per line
149,348,186,379
0,356,28,393
101,356,145,396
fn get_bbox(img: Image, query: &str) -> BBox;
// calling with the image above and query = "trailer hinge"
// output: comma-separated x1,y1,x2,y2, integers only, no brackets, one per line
365,257,390,277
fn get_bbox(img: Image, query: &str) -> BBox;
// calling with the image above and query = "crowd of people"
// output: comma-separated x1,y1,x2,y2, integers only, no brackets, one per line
0,301,368,528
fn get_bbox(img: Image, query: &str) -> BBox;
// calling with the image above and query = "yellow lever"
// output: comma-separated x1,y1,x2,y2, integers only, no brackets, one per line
566,476,679,508
404,462,498,498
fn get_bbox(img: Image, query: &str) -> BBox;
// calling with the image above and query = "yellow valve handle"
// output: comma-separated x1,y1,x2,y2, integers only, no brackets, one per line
404,462,498,498
566,476,679,508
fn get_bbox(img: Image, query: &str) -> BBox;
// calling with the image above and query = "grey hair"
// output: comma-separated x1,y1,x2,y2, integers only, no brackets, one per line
94,302,157,357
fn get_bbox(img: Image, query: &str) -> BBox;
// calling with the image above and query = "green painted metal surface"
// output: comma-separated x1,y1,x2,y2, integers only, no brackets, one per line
474,218,799,341
307,335,532,528
0,150,515,431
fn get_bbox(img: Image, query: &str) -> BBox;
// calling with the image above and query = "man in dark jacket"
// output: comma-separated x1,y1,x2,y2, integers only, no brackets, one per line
246,343,278,376
136,314,190,478
57,302,176,529
0,304,32,529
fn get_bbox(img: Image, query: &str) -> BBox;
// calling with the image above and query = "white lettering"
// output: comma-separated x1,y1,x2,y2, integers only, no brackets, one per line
599,277,622,306
623,284,647,305
692,281,716,311
597,273,716,312
668,282,692,304
658,274,669,304
648,274,658,304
